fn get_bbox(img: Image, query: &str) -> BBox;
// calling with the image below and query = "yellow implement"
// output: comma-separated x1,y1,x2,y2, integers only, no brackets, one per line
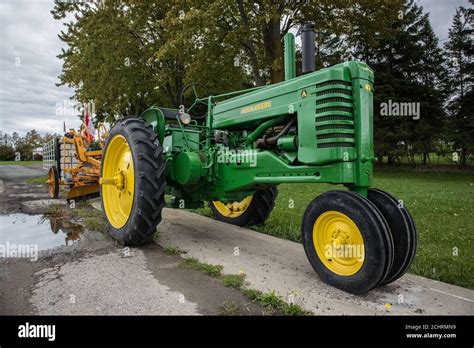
46,122,108,202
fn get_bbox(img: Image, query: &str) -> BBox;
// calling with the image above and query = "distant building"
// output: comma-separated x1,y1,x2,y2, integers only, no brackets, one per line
32,147,43,157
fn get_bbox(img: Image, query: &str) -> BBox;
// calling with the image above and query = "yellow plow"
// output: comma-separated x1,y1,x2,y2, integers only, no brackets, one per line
44,122,108,202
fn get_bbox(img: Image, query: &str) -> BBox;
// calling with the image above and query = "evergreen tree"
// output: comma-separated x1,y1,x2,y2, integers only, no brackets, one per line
444,6,473,167
348,0,446,164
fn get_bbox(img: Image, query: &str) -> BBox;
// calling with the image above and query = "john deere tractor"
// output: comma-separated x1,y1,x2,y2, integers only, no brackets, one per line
99,24,416,294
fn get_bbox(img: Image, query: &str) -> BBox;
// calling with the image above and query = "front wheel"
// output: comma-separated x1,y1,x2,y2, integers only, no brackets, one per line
301,190,394,294
367,188,417,285
100,117,166,245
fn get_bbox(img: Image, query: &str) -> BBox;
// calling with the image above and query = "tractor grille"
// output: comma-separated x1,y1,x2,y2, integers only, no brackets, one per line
314,80,355,149
317,133,355,140
316,124,354,131
316,80,352,88
317,142,356,148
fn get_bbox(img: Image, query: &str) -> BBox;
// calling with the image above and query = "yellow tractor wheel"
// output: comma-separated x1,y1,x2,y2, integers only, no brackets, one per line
100,118,166,245
47,166,60,199
302,190,394,294
209,187,278,227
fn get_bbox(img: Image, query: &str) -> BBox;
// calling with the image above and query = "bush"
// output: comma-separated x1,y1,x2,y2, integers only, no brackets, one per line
0,145,15,161
15,143,33,161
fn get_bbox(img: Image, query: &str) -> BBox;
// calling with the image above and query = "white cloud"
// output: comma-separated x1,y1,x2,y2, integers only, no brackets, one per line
418,0,469,42
0,0,81,136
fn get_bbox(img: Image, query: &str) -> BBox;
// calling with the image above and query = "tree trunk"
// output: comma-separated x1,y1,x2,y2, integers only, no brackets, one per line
460,147,467,168
263,19,284,84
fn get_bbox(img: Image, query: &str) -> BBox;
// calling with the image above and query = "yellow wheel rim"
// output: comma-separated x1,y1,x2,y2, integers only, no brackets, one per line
313,211,365,276
101,135,135,228
212,196,253,218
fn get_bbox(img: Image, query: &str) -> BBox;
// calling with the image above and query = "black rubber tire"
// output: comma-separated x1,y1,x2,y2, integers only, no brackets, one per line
48,166,60,199
301,190,394,294
338,190,395,286
209,187,278,227
368,188,417,285
101,117,166,246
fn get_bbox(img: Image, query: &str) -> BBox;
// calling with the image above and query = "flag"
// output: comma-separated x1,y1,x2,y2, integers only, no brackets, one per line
84,103,95,142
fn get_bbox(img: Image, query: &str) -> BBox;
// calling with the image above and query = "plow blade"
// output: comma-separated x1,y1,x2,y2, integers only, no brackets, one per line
66,183,100,202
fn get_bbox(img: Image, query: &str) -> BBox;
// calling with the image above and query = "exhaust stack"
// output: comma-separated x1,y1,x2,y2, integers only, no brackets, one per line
299,23,315,74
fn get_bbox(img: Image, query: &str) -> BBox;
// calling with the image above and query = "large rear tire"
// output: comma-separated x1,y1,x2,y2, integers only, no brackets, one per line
100,118,166,245
209,187,278,227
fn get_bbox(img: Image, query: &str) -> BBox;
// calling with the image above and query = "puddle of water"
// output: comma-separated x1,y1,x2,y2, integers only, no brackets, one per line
0,213,84,251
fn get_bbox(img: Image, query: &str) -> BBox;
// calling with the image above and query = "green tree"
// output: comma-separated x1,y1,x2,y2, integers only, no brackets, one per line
53,2,165,119
347,0,446,165
13,129,42,161
444,6,473,167
52,1,247,121
0,145,15,161
52,0,349,120
11,132,20,146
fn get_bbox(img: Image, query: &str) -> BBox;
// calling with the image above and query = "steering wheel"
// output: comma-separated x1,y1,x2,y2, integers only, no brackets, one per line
179,83,209,119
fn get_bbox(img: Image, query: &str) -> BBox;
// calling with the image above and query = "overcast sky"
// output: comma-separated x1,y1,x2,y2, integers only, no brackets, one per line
0,0,470,136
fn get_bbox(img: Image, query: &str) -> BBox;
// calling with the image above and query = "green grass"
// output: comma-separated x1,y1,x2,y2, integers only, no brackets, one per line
73,205,107,233
222,273,246,289
26,175,48,184
163,245,187,255
196,168,474,289
41,203,63,215
178,256,308,315
242,288,308,315
0,160,42,165
179,257,224,278
42,203,107,234
218,301,240,315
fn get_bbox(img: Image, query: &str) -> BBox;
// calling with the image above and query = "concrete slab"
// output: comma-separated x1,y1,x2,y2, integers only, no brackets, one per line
157,208,474,315
20,199,67,214
30,248,200,315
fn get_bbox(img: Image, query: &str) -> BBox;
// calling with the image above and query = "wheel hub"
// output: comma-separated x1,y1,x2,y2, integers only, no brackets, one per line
313,211,365,276
100,170,126,191
213,196,253,218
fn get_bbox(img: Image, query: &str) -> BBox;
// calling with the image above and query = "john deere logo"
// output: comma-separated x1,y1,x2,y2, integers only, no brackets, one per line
364,84,372,92
240,100,272,114
301,90,308,98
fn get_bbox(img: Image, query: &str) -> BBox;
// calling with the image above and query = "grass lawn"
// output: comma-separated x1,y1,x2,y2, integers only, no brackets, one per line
0,160,42,165
196,167,474,289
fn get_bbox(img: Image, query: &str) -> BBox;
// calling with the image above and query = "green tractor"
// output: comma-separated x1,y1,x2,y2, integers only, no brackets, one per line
99,24,416,294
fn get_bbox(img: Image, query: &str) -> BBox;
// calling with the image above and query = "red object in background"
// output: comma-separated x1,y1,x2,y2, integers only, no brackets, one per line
84,103,95,143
